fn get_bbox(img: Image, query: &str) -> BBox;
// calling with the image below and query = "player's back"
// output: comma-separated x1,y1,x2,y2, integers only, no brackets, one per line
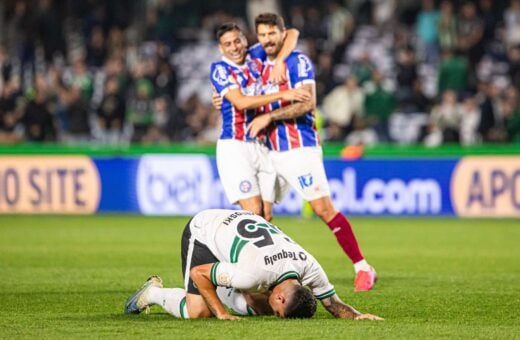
192,209,307,265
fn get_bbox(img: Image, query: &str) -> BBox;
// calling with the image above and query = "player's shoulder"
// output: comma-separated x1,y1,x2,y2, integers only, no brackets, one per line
286,50,311,62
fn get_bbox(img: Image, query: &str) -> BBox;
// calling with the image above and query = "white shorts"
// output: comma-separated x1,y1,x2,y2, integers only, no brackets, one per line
216,139,276,204
269,146,330,201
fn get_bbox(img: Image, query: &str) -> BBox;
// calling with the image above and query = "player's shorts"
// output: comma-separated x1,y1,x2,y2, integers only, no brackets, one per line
181,218,219,295
269,146,330,201
216,139,276,204
180,217,256,315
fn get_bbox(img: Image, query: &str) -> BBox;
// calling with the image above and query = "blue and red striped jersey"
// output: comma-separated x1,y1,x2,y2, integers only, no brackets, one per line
210,54,263,141
258,51,320,151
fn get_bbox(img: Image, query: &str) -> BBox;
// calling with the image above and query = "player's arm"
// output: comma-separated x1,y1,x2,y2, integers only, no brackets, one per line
320,294,384,320
224,86,310,111
247,83,316,137
190,263,241,320
270,28,299,85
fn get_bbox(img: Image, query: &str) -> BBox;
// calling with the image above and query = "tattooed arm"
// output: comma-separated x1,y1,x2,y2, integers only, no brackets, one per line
320,294,384,320
247,83,315,137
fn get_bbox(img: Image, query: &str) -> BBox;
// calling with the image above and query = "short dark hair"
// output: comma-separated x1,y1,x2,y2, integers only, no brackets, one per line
216,22,242,41
284,285,317,319
254,13,285,32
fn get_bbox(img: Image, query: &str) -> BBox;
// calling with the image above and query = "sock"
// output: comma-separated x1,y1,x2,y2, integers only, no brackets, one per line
326,212,364,264
148,287,189,319
353,259,371,273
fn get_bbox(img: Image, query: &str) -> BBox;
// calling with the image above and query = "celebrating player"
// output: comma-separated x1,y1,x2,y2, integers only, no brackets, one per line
124,209,383,320
210,23,310,221
246,13,377,291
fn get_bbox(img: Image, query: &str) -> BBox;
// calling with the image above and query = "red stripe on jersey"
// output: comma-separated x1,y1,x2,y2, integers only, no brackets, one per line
287,120,301,149
229,69,246,140
268,125,278,150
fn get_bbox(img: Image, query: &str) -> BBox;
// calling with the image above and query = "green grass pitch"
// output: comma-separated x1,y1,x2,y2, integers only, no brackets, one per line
0,215,518,339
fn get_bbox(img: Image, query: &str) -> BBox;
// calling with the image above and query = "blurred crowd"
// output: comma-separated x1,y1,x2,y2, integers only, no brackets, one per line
0,0,519,146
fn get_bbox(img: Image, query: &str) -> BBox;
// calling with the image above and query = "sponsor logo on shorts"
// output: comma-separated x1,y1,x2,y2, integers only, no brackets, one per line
239,180,252,193
297,174,313,189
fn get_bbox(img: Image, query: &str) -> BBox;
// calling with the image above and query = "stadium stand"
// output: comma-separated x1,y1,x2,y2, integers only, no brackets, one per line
0,0,519,146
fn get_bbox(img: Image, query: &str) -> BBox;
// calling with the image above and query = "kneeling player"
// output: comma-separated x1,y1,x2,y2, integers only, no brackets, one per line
124,209,382,320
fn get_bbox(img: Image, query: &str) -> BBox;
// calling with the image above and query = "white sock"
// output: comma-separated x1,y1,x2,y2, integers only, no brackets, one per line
353,259,371,273
148,287,189,319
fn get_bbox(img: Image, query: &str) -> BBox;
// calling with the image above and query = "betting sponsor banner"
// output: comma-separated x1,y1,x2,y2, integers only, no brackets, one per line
0,156,100,214
135,154,233,215
451,156,520,217
4,155,517,217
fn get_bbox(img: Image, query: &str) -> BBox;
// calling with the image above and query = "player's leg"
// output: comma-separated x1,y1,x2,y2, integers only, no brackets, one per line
217,139,265,217
180,217,220,317
257,142,278,221
238,196,264,216
271,147,376,290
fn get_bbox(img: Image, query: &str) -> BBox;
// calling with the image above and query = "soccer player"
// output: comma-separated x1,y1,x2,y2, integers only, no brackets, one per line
210,23,311,221
246,13,377,291
124,209,383,320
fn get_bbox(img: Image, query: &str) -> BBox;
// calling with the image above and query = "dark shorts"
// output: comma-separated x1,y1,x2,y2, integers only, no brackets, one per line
181,218,219,295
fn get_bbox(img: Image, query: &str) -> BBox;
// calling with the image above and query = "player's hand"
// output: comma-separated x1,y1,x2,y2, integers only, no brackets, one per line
269,61,287,85
354,313,384,321
246,114,272,138
281,88,311,103
212,91,223,110
217,313,242,321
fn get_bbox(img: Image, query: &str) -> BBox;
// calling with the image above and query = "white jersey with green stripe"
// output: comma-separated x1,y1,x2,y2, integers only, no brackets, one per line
189,209,335,300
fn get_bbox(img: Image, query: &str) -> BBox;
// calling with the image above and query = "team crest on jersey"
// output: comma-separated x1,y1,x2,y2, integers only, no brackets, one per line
218,272,231,286
247,60,260,75
297,55,312,78
239,180,252,193
212,64,230,86
298,173,313,189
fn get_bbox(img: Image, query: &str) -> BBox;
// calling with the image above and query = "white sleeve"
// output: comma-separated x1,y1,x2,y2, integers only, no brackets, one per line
210,262,261,290
301,256,336,300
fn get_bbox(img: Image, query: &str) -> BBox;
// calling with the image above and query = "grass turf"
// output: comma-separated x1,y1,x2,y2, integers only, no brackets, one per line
0,215,518,339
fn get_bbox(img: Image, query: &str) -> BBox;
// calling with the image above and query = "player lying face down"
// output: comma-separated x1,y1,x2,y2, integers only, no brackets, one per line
125,210,383,321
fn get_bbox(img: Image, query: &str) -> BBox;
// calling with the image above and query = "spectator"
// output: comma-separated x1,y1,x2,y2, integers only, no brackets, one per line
0,81,22,144
415,0,439,64
437,49,469,94
364,69,396,143
477,82,507,143
424,89,462,146
438,0,458,52
322,75,364,141
351,50,375,85
21,81,57,142
126,78,155,143
97,77,126,144
479,0,499,48
457,1,485,75
504,0,520,48
459,94,481,145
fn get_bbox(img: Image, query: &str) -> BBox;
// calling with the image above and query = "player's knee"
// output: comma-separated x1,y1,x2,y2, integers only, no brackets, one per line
310,199,336,222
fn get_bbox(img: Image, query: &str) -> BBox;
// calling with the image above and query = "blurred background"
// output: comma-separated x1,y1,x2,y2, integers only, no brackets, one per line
0,0,519,147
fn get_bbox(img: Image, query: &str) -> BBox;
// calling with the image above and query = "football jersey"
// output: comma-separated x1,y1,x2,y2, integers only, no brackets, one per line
189,209,335,300
210,55,263,141
257,51,321,151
